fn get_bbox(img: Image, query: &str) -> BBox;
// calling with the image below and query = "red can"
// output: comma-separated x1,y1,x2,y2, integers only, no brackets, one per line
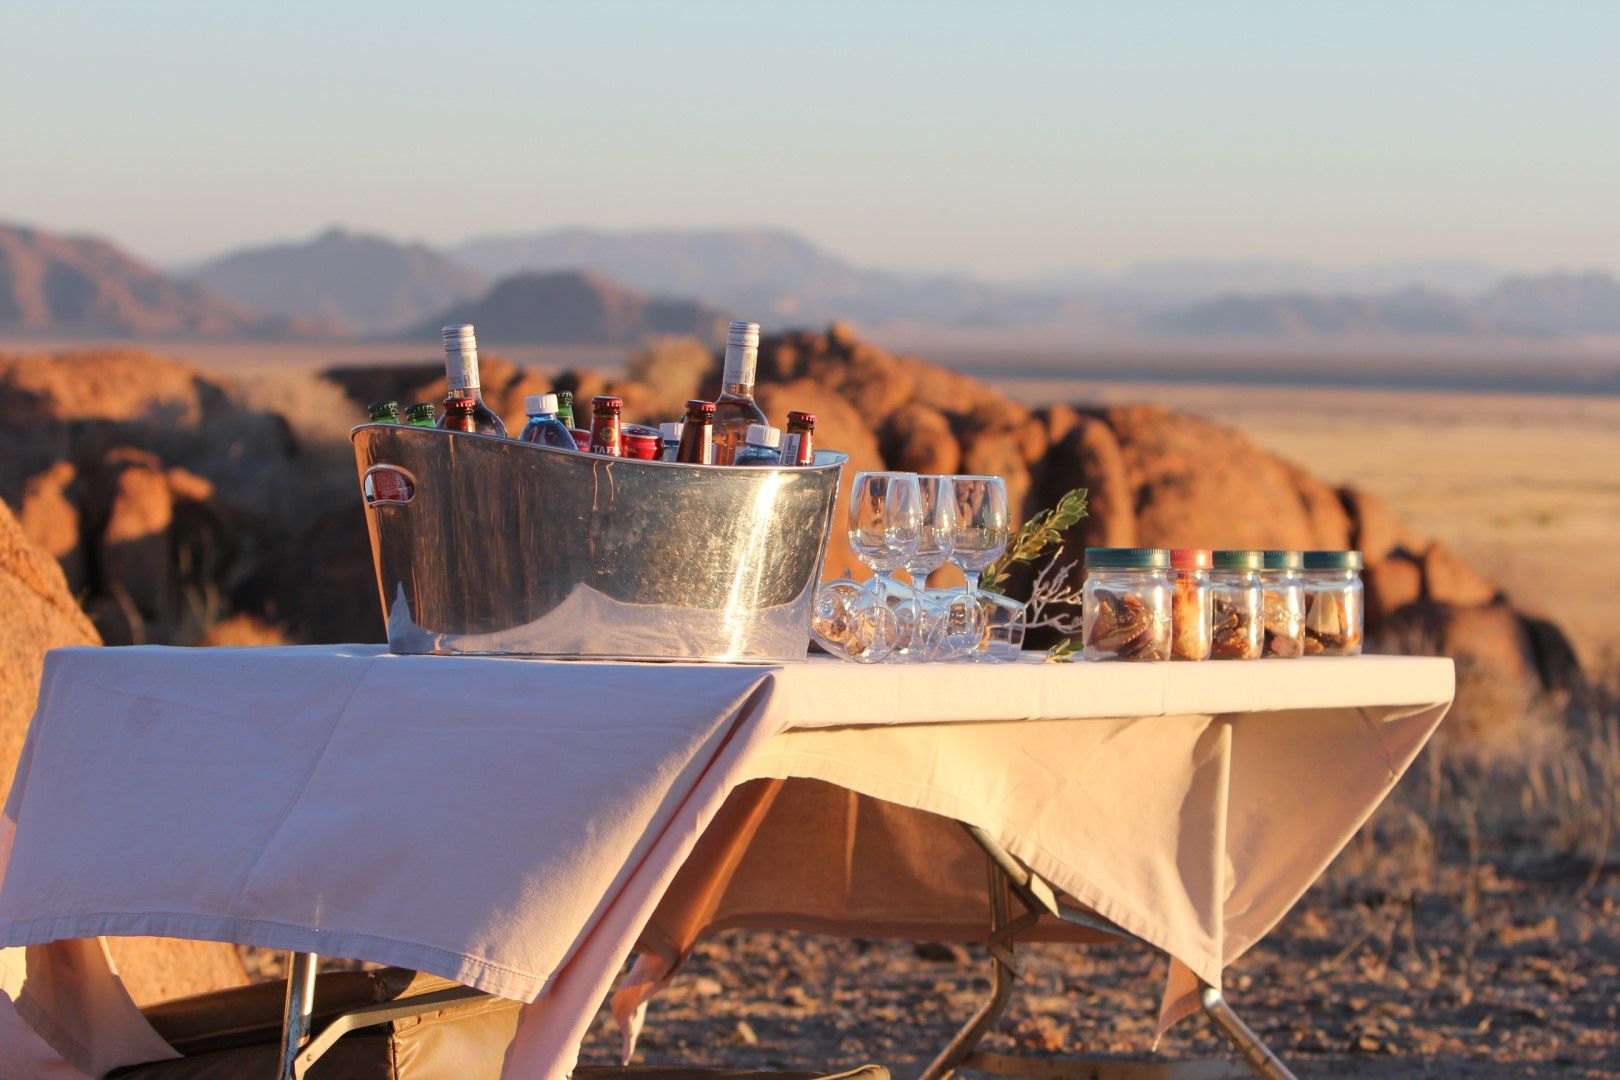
621,424,662,460
569,428,591,451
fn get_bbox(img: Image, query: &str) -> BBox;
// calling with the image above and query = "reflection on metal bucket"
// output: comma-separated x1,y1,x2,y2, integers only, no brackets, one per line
352,424,845,662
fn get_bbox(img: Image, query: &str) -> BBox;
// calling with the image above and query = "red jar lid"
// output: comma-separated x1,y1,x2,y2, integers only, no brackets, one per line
1169,548,1213,570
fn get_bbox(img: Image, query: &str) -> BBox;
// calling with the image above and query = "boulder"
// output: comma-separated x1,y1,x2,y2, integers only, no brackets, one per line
625,336,716,420
959,429,1032,519
1363,553,1423,627
99,449,176,621
1340,486,1420,562
1042,416,1135,549
1422,542,1499,607
1036,403,1082,448
0,498,248,1005
18,461,83,592
878,402,960,477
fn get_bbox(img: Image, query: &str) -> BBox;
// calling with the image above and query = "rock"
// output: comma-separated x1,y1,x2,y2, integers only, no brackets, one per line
99,449,176,621
878,402,960,476
1518,615,1583,694
1042,416,1135,549
1280,464,1354,550
959,429,1032,518
1422,543,1499,607
798,337,916,423
18,461,83,591
1341,487,1420,562
1037,403,1082,447
625,336,716,420
1103,405,1325,550
1364,553,1423,628
1014,414,1050,467
0,498,248,1005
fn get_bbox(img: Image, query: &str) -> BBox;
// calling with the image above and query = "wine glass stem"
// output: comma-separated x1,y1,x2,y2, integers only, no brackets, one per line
963,571,982,655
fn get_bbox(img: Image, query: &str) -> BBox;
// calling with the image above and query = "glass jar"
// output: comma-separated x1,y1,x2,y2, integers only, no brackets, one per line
1209,550,1265,660
1302,551,1365,655
1168,548,1212,661
1260,550,1305,658
1082,548,1172,661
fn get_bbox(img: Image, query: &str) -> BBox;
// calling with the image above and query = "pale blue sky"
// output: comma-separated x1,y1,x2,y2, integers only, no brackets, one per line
4,0,1617,277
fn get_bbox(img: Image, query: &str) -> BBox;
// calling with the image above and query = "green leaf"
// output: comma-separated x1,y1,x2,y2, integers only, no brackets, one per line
1045,638,1082,663
981,488,1088,595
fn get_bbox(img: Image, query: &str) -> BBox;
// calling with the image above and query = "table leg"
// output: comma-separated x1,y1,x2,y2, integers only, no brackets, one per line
917,861,1020,1080
1199,986,1295,1080
277,950,319,1080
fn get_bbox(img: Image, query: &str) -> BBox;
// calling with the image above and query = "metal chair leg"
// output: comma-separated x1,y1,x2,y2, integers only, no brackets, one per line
277,951,319,1080
1200,986,1296,1080
918,863,1020,1080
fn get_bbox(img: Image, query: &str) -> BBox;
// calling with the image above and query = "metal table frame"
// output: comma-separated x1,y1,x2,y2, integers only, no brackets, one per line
271,821,1295,1080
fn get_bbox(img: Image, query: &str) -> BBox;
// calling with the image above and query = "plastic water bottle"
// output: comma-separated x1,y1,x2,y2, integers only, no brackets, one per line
733,424,783,466
518,393,577,449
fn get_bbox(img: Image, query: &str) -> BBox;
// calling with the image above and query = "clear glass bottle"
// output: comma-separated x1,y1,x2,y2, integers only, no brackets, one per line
658,422,683,462
733,424,782,466
1302,550,1365,655
1260,550,1305,658
518,393,576,449
711,320,768,464
1209,550,1264,660
435,324,506,437
368,400,400,424
1168,548,1212,661
1082,548,1172,661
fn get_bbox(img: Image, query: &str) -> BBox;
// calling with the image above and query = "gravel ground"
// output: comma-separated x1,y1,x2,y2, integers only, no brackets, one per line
573,820,1620,1078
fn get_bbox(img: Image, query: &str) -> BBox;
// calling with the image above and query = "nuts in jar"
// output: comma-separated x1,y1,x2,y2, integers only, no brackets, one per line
1210,550,1265,660
1302,550,1365,655
1082,548,1172,661
1168,548,1212,661
1260,550,1305,658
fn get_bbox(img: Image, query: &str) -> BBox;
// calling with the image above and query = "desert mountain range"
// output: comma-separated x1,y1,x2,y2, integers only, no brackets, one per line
2,220,1617,346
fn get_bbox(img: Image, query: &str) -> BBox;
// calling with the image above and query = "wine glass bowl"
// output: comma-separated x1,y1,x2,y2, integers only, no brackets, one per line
947,475,1011,661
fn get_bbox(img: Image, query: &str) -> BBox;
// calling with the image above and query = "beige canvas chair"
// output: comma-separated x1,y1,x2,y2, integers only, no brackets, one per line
108,966,887,1080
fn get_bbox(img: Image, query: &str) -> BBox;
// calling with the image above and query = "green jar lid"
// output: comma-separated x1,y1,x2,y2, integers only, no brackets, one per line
1302,550,1364,571
1212,549,1264,571
1260,549,1304,570
1084,547,1169,570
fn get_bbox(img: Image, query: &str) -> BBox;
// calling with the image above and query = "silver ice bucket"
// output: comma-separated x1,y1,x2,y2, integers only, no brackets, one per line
352,424,846,662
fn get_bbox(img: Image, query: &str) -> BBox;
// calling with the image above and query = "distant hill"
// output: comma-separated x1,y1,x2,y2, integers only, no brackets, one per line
1029,258,1505,300
1149,272,1620,340
187,227,487,335
0,222,324,338
413,270,729,345
1481,271,1620,336
451,226,1071,329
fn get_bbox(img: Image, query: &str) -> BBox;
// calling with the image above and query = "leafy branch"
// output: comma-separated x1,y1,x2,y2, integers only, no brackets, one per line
981,488,1088,595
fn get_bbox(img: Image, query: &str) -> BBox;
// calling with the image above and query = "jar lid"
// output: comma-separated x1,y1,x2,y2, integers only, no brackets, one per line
1084,547,1169,570
1212,549,1264,571
1169,548,1212,570
1302,550,1364,571
1261,549,1304,570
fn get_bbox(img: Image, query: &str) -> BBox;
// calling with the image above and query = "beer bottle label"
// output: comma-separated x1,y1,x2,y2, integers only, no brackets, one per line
778,433,800,465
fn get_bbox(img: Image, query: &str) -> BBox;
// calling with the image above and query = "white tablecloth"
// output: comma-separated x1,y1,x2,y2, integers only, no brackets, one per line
0,646,1453,1078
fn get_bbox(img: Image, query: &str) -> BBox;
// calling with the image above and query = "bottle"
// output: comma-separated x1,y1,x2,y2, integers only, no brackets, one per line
734,424,782,466
368,400,400,424
589,395,624,456
519,393,576,449
659,422,683,462
675,400,715,464
711,320,768,464
435,324,506,437
440,397,480,434
554,391,576,429
403,402,437,427
779,410,815,466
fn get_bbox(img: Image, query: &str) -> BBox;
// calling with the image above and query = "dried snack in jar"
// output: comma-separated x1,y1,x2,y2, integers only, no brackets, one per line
1304,590,1362,655
1171,574,1212,660
1262,588,1304,658
1086,588,1170,661
1210,593,1262,660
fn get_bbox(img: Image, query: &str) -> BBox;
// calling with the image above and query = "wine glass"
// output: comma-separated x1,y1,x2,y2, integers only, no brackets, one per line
947,475,1010,661
891,475,955,661
848,472,923,661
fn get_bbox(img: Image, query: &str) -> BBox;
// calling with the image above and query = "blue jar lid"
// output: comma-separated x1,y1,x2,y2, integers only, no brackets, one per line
1261,550,1304,571
1084,547,1170,570
1302,550,1364,571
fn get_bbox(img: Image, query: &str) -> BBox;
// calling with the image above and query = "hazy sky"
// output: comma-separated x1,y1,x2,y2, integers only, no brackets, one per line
5,1,1618,277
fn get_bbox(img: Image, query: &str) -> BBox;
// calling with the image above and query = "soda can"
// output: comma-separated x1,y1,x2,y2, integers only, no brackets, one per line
621,425,662,461
569,428,592,452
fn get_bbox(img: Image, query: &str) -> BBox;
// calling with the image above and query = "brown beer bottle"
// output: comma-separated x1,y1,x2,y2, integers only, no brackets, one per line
589,395,624,456
675,400,716,464
711,321,767,464
441,397,479,433
780,410,815,465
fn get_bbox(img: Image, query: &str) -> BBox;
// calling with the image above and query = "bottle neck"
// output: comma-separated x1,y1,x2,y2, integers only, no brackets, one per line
719,343,757,398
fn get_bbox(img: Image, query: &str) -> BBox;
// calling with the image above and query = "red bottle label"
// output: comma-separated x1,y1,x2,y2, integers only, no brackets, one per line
590,416,622,456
